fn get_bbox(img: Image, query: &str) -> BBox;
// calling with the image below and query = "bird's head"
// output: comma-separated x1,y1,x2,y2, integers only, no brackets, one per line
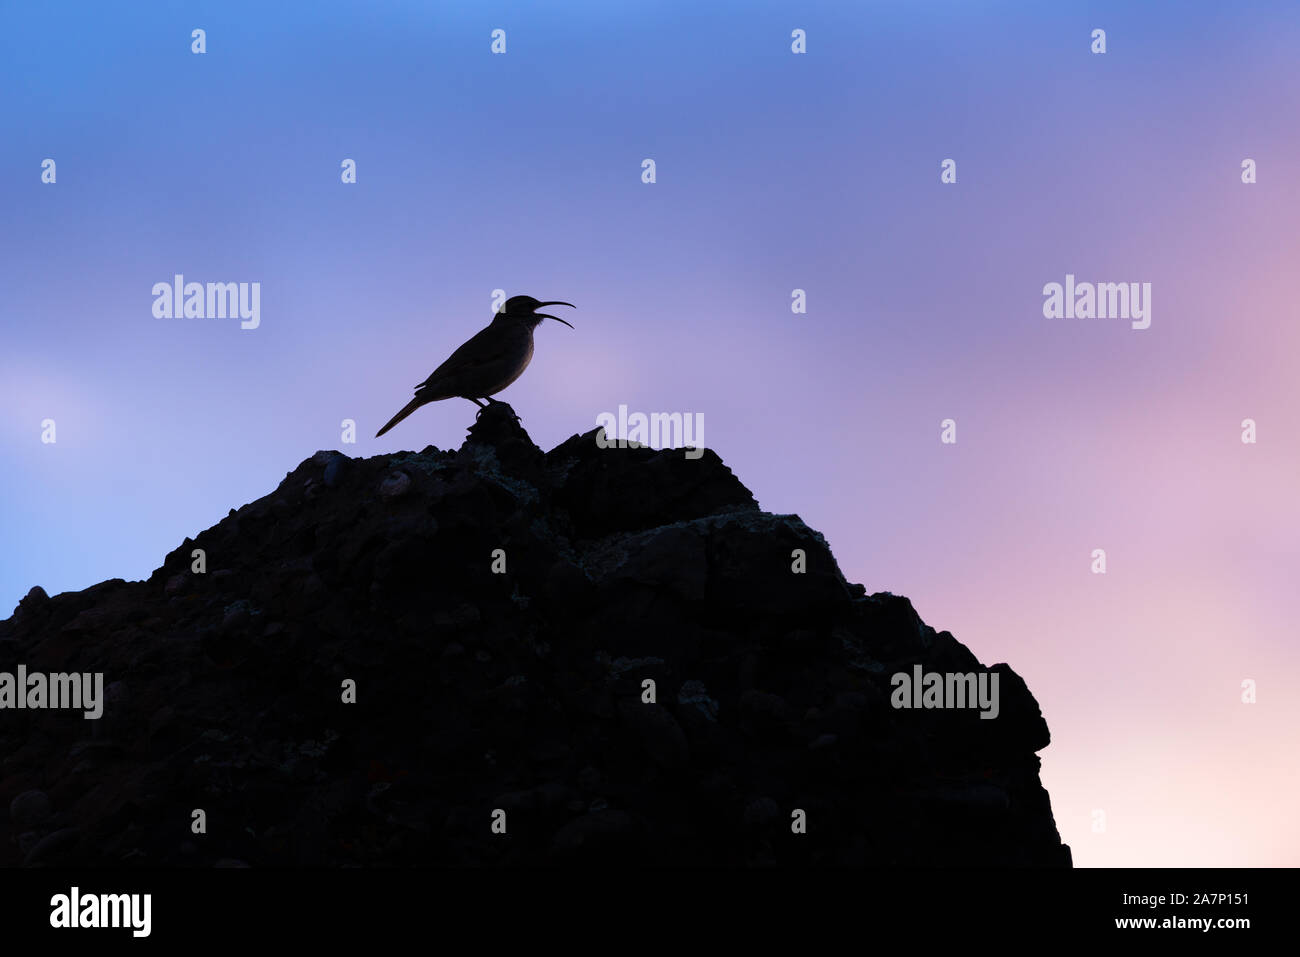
502,295,575,328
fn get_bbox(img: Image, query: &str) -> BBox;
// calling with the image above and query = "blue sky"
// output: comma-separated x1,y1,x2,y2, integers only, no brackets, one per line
3,1,1299,865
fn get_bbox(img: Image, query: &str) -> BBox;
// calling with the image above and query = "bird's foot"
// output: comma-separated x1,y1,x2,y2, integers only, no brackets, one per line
475,399,521,423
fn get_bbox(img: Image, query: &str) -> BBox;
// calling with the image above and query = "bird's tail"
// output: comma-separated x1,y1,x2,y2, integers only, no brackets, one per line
375,396,431,437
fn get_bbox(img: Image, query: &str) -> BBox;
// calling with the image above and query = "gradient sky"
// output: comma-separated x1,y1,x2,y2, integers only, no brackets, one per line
2,0,1297,867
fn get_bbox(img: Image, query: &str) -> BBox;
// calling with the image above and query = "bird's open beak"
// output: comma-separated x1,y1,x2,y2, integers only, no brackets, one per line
536,301,575,328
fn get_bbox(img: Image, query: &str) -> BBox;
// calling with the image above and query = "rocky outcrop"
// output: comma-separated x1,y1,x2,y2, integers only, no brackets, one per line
0,404,1070,866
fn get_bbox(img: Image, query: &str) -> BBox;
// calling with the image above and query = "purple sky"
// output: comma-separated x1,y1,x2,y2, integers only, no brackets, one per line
2,0,1298,866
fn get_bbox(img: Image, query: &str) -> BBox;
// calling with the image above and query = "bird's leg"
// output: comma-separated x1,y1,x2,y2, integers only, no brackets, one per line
475,396,521,423
470,397,507,422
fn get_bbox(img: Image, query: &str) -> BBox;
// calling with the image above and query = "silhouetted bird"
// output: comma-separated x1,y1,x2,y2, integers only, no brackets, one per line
375,295,575,437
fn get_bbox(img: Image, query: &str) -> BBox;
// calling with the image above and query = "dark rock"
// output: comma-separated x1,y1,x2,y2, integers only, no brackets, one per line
0,415,1070,867
23,827,81,866
322,452,348,488
677,680,719,722
14,586,51,621
378,471,411,498
743,796,780,825
9,790,52,829
551,809,645,860
617,700,689,770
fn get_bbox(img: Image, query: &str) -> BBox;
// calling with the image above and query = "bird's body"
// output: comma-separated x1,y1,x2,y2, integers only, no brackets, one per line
375,295,574,437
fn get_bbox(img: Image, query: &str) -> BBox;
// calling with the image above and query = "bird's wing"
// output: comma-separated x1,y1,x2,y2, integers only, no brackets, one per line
413,323,513,393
